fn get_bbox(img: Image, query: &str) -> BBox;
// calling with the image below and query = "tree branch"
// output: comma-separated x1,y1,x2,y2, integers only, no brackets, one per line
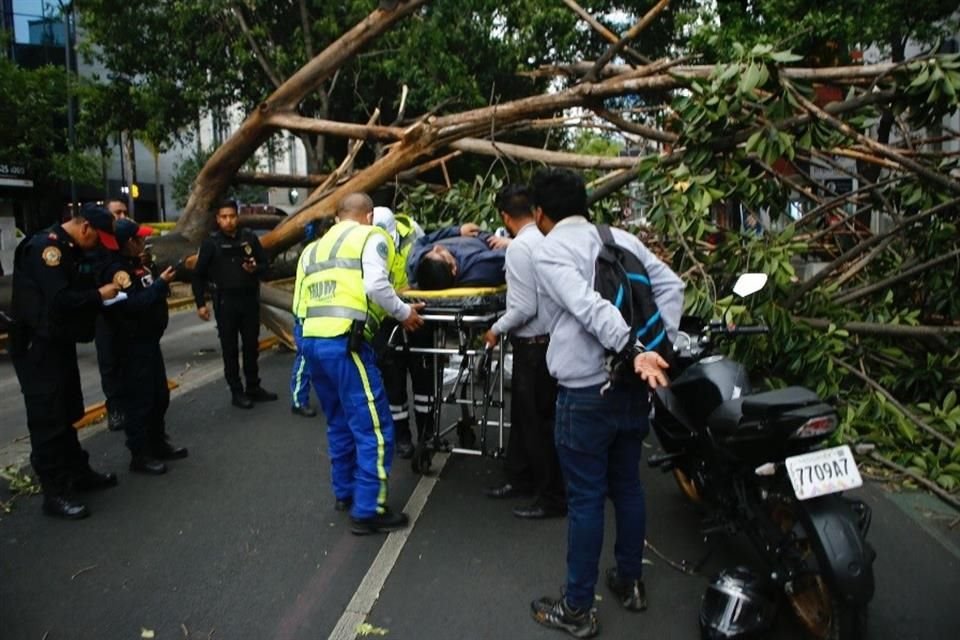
832,247,960,305
585,0,670,83
869,452,960,510
229,5,283,89
795,316,960,339
298,0,315,59
784,197,960,308
561,0,649,65
449,138,644,169
786,81,960,195
832,356,957,450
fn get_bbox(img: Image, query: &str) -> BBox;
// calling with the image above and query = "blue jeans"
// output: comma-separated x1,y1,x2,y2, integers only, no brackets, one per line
554,383,650,610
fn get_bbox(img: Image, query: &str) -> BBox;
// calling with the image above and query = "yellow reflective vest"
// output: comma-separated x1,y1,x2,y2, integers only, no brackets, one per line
294,220,395,340
390,214,418,291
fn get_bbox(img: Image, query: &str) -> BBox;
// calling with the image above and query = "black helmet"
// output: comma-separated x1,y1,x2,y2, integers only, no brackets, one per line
699,566,777,639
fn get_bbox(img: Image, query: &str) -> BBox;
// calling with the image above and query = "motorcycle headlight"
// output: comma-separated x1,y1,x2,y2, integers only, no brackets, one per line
790,415,837,439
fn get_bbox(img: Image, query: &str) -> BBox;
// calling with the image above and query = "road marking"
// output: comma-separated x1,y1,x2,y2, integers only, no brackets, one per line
327,453,450,640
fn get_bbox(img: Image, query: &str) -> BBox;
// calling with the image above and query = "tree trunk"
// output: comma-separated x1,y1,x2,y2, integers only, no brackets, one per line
172,0,431,245
123,131,137,218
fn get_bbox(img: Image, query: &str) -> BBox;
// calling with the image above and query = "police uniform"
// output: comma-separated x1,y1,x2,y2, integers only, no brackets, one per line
375,214,435,455
192,227,271,400
294,219,409,531
101,220,187,472
9,212,119,519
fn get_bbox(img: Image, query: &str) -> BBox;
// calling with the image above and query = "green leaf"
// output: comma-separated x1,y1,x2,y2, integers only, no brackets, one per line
944,390,957,413
770,50,803,63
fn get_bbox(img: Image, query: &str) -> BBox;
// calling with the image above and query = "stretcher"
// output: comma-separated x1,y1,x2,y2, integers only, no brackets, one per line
391,285,508,474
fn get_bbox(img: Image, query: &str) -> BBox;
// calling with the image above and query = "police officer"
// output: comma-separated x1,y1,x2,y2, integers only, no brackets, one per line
294,193,424,535
192,200,278,408
101,219,188,475
95,198,130,431
9,205,122,519
370,206,434,459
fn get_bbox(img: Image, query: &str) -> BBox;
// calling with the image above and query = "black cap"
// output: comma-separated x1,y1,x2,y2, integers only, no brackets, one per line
79,204,119,250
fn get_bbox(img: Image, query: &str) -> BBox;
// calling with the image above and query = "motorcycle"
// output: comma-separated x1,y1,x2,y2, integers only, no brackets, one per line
649,273,876,639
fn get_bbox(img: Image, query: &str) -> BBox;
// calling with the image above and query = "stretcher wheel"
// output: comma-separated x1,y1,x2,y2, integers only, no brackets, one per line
411,441,433,475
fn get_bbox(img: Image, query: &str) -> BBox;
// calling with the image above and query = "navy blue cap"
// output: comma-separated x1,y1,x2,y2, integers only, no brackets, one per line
115,218,153,246
79,204,119,250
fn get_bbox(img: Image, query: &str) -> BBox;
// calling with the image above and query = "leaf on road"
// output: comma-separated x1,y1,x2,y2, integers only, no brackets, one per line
356,622,389,636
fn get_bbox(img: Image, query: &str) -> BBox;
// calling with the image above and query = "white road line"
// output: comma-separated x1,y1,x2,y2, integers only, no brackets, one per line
327,453,450,640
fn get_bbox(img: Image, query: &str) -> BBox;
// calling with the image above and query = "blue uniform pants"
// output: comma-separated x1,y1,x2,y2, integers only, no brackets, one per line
290,323,313,409
302,336,395,519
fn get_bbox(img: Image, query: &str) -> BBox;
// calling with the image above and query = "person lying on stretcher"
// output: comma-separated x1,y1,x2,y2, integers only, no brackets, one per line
407,223,509,290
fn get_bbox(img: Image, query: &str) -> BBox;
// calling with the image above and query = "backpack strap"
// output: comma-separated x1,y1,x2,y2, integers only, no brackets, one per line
595,223,615,246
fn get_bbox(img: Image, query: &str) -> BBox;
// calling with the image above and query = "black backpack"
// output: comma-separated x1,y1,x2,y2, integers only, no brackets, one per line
593,224,676,376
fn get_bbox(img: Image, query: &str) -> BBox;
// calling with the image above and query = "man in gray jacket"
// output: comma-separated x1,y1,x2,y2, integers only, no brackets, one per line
528,168,684,638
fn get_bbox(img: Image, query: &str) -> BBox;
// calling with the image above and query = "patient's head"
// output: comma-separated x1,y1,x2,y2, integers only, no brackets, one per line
416,244,458,290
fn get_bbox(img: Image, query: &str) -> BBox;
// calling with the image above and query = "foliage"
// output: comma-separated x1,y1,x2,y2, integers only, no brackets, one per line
171,149,266,211
0,54,100,190
686,0,959,62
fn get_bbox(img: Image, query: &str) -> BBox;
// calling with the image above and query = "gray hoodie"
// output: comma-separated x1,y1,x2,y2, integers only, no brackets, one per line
535,216,685,388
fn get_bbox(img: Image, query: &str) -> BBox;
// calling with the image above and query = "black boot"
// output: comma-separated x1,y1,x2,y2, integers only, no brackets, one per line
232,390,254,409
247,386,278,402
130,455,167,475
72,469,119,492
152,440,189,460
42,495,90,520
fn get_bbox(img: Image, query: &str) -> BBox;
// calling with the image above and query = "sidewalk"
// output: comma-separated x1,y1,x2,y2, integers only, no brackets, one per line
1,352,958,639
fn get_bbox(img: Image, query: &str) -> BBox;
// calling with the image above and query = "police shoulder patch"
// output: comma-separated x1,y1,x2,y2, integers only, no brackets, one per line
243,243,253,255
376,239,388,260
41,246,61,267
113,270,133,289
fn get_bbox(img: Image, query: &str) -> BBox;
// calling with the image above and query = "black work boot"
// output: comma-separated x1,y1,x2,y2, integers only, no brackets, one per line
350,508,409,535
530,596,599,638
246,386,278,402
42,495,90,520
152,440,189,461
130,455,167,475
232,390,254,409
72,469,119,492
605,567,647,612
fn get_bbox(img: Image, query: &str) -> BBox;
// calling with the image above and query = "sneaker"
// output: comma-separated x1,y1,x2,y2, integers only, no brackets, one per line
605,567,647,612
530,596,598,638
350,509,409,535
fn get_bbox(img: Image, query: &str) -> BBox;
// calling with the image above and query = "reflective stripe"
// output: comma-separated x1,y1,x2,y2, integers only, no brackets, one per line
627,273,651,286
350,351,388,513
292,354,309,401
303,257,361,275
329,224,360,259
306,305,367,320
413,394,432,402
413,404,431,413
391,410,410,420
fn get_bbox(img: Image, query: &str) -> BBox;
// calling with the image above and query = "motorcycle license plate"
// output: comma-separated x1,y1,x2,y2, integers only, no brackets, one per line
786,445,863,500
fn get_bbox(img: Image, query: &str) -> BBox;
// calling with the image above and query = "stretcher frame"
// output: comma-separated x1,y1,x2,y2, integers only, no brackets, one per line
391,288,508,474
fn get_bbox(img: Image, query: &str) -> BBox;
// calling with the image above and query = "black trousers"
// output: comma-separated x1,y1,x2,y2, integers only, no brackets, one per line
95,316,121,414
507,340,565,508
12,337,91,495
114,339,171,456
377,323,434,444
213,291,261,393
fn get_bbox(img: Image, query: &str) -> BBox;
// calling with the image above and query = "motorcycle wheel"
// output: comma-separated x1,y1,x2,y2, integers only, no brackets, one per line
787,571,868,639
672,467,702,503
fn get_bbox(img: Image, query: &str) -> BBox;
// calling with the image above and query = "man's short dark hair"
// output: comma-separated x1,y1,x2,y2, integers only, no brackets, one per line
416,253,455,290
531,168,588,222
217,199,239,213
495,184,533,218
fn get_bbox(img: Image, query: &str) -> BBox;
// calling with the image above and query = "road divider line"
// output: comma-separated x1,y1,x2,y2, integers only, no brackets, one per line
327,453,450,640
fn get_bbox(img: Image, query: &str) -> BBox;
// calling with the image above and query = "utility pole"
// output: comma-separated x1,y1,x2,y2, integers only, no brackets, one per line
61,2,77,213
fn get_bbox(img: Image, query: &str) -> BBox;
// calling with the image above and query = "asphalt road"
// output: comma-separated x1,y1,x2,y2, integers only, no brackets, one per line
1,341,959,639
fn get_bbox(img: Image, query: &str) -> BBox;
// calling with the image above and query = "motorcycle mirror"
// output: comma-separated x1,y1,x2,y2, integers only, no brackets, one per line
733,273,768,298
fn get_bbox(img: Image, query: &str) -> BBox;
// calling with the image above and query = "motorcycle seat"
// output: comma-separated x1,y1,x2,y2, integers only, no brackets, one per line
708,387,822,435
741,386,820,419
